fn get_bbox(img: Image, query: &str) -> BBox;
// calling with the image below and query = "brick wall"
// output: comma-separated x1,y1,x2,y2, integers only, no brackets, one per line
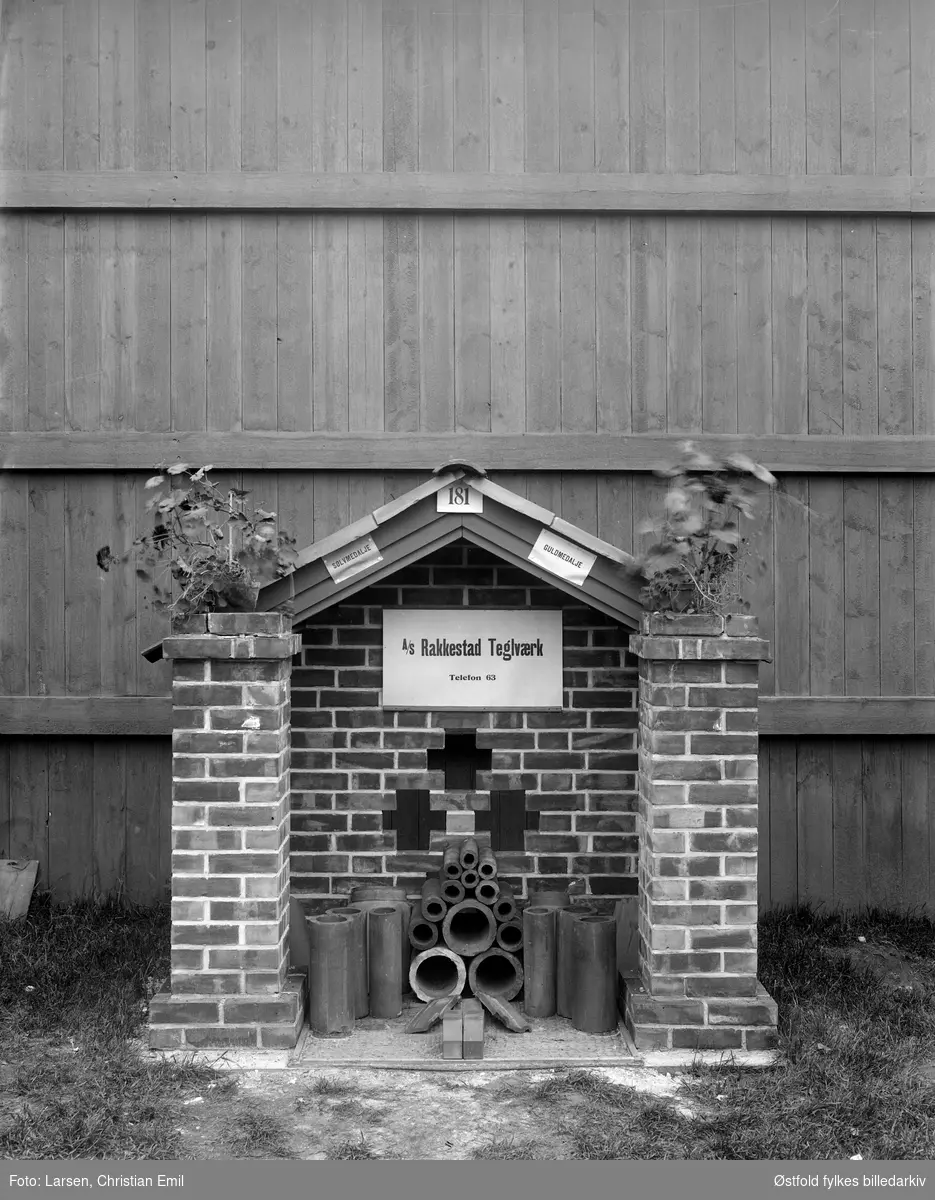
291,543,639,911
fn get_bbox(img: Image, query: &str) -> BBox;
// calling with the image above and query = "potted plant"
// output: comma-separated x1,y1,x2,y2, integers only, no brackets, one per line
95,464,298,629
631,442,777,618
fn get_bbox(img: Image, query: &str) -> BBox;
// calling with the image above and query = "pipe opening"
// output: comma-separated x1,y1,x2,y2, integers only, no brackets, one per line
449,907,491,942
413,956,460,998
493,901,514,921
473,955,518,995
410,919,436,947
461,870,479,889
317,913,349,924
476,882,498,904
423,900,445,920
497,924,523,951
442,882,465,903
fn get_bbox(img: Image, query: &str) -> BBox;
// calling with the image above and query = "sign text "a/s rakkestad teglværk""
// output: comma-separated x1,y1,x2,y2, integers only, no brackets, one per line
400,636,544,662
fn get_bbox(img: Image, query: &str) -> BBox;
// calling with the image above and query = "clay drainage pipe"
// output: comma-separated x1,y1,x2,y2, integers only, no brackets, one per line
441,879,465,906
492,881,515,923
468,948,524,1002
442,899,497,956
420,877,447,922
409,948,467,1002
458,836,480,871
408,910,439,953
441,845,462,879
475,879,500,907
495,918,523,953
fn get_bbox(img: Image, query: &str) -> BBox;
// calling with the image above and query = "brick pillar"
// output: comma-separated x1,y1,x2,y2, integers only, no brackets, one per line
148,613,306,1050
624,613,779,1052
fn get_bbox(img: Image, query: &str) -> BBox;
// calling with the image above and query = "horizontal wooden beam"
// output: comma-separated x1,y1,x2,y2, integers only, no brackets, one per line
3,432,935,474
1,170,929,214
1,696,932,737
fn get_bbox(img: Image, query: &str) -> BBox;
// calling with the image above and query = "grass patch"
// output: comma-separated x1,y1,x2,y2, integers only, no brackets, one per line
326,1133,378,1160
471,1136,545,1160
220,1106,295,1159
308,1075,354,1097
0,894,223,1160
329,1098,389,1125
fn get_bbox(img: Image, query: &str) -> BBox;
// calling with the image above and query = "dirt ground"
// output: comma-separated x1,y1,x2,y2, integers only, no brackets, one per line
173,1066,684,1160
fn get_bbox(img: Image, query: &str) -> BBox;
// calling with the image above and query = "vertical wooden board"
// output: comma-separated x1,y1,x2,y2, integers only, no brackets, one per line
796,740,834,908
0,214,28,432
901,741,929,912
27,474,66,696
863,739,903,910
526,474,562,519
0,0,28,170
275,473,317,555
170,0,207,171
700,219,737,432
769,0,806,174
770,219,808,433
734,0,770,173
70,245,105,393
839,0,875,175
806,221,844,436
630,218,666,433
126,739,171,904
134,0,170,169
842,222,878,435
135,216,171,432
277,0,312,170
242,0,278,170
597,474,633,556
0,472,29,694
170,216,208,430
560,476,597,537
313,215,350,431
419,216,455,431
628,0,665,172
490,215,526,433
874,0,910,176
276,215,312,432
25,0,63,168
313,474,350,543
807,479,844,694
348,0,383,171
631,471,667,558
135,478,171,696
100,476,138,696
347,472,386,523
206,0,242,170
831,739,865,910
525,218,561,433
843,478,880,695
594,0,628,171
7,741,49,888
99,0,136,170
27,215,66,432
92,740,128,898
241,471,279,572
348,215,385,430
242,219,278,430
665,218,702,432
913,480,935,695
207,215,244,431
757,743,770,912
773,479,809,694
312,0,349,172
524,0,558,171
736,219,772,434
100,215,137,431
48,741,94,901
876,221,913,435
910,0,935,175
879,480,915,694
488,0,523,172
383,0,418,171
804,0,840,172
64,475,103,696
912,221,935,436
699,0,733,171
558,0,594,171
383,216,420,432
559,218,596,434
768,739,798,908
596,218,630,433
63,0,100,169
745,484,775,694
663,0,698,173
418,0,453,171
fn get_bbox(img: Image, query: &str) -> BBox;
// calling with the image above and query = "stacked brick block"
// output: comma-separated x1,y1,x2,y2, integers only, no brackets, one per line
623,613,778,1051
290,544,639,912
149,613,306,1050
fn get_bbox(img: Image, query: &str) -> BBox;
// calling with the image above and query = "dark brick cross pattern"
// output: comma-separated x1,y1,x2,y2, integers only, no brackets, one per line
384,790,538,852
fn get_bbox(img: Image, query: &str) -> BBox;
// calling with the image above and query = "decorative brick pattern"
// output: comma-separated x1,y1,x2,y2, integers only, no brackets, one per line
290,544,639,911
149,613,306,1050
623,613,779,1051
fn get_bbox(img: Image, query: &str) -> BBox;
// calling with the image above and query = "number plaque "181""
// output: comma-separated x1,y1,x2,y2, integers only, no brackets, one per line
436,483,484,513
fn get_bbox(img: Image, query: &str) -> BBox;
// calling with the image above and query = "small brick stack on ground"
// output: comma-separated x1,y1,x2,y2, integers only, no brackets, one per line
149,613,306,1050
623,613,779,1051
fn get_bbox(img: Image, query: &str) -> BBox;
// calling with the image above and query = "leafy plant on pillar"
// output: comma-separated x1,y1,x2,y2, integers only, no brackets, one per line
95,464,298,629
630,442,777,615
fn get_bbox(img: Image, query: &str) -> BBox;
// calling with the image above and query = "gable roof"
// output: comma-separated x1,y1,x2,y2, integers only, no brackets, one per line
143,466,643,660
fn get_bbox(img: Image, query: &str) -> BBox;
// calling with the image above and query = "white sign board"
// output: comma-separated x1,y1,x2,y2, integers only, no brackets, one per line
382,609,563,709
436,482,483,513
527,529,596,587
324,534,383,584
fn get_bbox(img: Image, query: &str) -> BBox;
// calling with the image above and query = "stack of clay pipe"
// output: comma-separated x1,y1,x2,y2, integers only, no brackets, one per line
407,837,525,1004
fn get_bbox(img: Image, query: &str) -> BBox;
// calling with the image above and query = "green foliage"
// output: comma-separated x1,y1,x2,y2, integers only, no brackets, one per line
95,464,297,628
632,442,777,615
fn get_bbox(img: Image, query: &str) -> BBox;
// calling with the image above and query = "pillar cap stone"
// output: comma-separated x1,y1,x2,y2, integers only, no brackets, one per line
632,613,770,662
640,613,758,637
163,613,298,661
